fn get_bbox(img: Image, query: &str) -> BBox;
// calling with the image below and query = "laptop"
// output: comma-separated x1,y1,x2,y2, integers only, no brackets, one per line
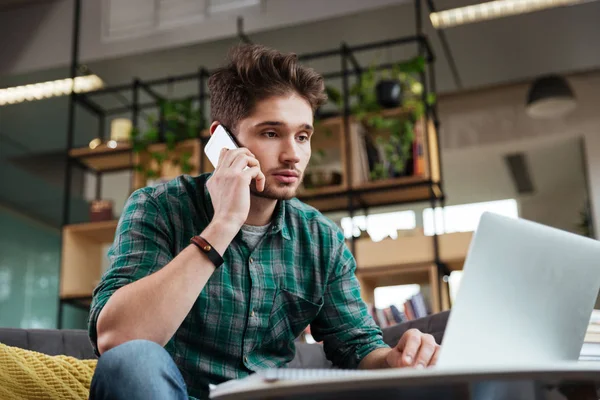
210,212,600,398
436,211,600,368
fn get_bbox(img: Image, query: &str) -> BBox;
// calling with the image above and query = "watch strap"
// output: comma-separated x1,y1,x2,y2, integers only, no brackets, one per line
190,235,224,268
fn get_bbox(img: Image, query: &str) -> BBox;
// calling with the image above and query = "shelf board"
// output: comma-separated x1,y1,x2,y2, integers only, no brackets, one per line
69,142,134,172
358,262,432,281
60,294,92,307
298,175,440,213
69,138,201,172
354,232,472,271
64,220,119,243
298,184,347,197
353,175,441,209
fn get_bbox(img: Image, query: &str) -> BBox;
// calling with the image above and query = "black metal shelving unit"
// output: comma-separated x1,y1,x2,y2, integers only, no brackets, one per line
58,0,448,327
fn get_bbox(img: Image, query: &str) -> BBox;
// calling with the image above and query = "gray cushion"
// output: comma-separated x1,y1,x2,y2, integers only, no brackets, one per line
0,311,451,366
0,327,97,360
382,310,450,347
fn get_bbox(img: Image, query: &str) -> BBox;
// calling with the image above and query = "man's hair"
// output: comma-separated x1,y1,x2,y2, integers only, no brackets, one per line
208,44,327,130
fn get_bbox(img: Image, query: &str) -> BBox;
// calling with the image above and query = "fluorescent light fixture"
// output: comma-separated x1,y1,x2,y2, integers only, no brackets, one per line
0,75,104,106
430,0,591,29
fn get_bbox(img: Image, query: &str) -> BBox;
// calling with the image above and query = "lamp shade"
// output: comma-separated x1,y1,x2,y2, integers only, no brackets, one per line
110,118,132,142
526,75,576,118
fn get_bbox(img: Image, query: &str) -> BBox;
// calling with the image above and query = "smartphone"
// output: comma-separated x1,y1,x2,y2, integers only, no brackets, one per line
204,125,240,168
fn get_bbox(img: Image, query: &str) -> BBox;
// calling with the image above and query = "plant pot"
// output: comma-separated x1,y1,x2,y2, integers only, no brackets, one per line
304,170,342,189
376,80,402,109
89,200,114,222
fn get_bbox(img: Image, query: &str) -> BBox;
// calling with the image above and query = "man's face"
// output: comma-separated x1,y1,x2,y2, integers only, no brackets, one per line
232,93,313,200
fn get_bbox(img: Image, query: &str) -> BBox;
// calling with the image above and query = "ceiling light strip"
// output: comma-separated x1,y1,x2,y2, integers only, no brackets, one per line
0,75,104,106
430,0,590,29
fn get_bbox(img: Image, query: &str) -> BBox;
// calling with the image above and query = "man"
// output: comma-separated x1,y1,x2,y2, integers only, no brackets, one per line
88,44,440,400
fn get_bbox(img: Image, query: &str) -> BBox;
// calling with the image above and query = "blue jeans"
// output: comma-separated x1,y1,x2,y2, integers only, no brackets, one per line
89,339,189,400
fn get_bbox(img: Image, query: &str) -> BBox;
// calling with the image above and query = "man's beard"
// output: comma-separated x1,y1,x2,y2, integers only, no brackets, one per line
250,172,304,200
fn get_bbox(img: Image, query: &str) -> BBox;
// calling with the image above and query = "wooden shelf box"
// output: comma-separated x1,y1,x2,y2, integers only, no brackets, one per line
60,220,118,300
354,232,473,313
357,263,445,313
132,139,202,189
354,232,473,271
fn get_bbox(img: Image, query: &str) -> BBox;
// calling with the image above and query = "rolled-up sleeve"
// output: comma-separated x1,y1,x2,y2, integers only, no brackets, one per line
87,188,173,355
310,233,389,369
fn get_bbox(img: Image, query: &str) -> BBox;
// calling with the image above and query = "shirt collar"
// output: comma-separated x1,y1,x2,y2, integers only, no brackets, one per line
202,173,291,241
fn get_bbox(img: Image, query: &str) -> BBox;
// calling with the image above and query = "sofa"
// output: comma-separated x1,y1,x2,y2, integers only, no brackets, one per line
0,311,450,366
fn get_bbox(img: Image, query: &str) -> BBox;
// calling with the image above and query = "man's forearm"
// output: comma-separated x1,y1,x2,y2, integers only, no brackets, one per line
358,347,392,369
96,220,237,354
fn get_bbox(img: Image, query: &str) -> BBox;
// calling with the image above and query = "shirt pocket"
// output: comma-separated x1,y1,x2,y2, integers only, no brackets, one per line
262,288,324,355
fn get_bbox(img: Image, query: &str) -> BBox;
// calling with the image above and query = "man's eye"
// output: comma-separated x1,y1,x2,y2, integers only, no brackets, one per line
298,135,309,142
264,132,277,138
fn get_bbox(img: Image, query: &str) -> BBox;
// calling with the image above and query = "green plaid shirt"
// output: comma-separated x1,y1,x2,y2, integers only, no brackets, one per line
88,173,387,399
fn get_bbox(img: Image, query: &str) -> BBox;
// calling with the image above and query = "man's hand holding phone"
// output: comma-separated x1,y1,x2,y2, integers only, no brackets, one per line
205,134,266,234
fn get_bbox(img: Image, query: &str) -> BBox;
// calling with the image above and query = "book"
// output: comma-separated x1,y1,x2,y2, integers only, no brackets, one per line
390,305,405,323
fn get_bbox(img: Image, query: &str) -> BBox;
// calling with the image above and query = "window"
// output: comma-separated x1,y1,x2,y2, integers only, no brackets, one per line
423,199,519,236
340,211,416,242
102,0,261,41
207,0,260,14
374,284,421,310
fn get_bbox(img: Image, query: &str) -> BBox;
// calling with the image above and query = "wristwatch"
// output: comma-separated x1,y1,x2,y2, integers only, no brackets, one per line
190,235,224,268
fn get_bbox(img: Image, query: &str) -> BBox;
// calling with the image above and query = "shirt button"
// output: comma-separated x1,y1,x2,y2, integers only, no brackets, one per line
250,310,255,317
244,356,248,363
249,257,254,263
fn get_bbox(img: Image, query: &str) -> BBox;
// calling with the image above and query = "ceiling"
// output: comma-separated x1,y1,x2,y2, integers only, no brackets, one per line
78,0,600,96
436,0,600,92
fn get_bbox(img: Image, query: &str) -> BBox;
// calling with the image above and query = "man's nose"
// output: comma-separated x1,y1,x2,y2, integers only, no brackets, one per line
280,139,301,165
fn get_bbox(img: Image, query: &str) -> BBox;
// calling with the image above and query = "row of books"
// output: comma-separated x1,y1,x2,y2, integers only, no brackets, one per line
368,292,431,329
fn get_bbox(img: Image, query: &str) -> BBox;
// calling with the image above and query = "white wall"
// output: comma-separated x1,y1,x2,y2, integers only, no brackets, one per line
437,71,600,236
0,0,408,77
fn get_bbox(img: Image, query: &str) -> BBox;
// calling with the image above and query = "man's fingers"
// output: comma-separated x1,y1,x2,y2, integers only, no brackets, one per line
399,330,422,367
219,148,253,168
215,148,228,170
430,344,441,366
255,170,266,192
243,167,266,192
413,334,437,368
231,153,260,172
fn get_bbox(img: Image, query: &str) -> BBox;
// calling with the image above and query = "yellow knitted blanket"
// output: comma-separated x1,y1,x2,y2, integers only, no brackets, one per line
0,342,97,400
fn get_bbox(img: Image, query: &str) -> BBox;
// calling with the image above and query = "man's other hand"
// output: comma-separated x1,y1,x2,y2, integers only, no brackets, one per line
386,328,440,369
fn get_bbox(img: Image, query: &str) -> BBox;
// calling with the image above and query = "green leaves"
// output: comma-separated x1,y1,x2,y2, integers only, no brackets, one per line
325,86,342,108
129,98,204,184
426,93,437,106
396,56,426,75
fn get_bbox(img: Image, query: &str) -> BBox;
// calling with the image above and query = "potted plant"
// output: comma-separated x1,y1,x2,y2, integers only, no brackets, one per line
346,56,436,181
130,98,206,185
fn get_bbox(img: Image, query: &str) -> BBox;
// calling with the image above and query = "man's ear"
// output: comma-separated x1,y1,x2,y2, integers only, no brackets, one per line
209,121,220,136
